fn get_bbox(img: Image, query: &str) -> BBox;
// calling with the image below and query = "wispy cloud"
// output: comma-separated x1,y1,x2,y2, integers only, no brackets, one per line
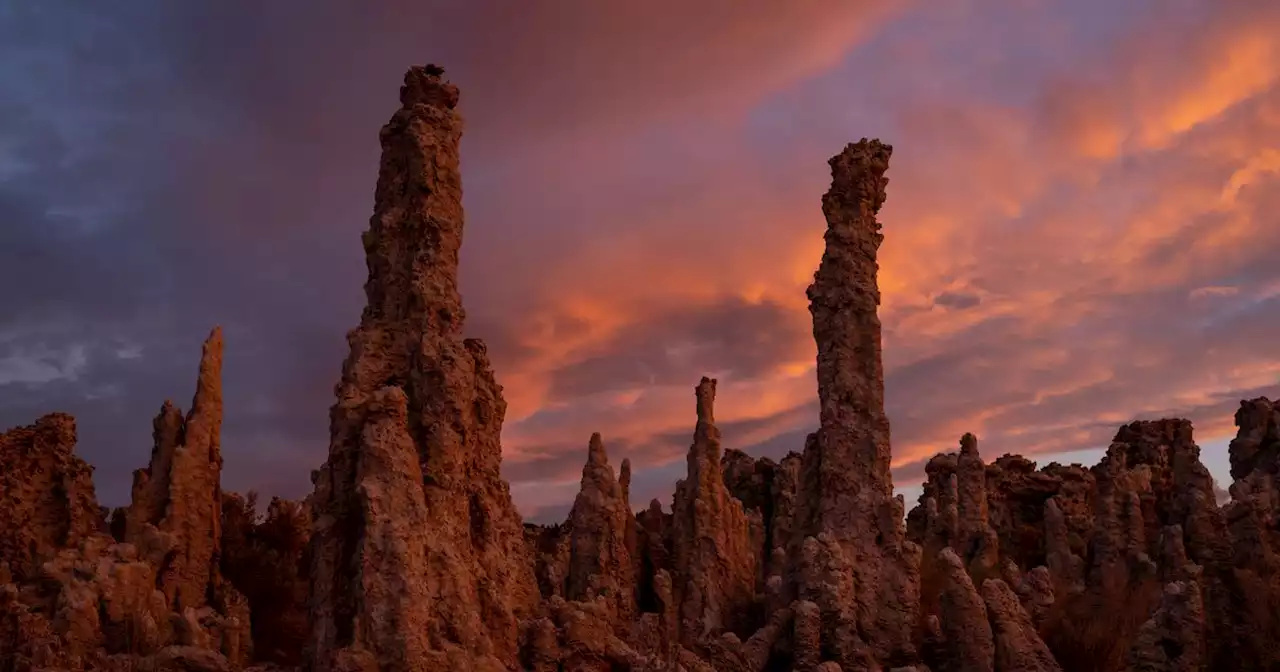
0,0,1276,522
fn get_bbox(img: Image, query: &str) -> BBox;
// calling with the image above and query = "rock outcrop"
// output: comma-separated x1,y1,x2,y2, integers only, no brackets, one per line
788,139,922,666
1126,577,1206,672
306,65,537,671
932,548,994,672
904,402,1280,671
981,579,1061,672
671,378,761,646
0,413,101,583
125,329,246,637
564,434,635,623
1,330,252,671
11,63,1280,672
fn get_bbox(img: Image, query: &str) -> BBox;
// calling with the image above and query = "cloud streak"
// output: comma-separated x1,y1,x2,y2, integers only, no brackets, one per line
1,0,1277,522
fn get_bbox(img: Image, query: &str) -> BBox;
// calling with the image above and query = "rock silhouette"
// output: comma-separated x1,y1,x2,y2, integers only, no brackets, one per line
2,64,1279,671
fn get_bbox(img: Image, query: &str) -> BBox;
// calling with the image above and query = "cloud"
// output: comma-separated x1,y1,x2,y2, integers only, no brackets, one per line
2,0,1278,524
933,291,983,311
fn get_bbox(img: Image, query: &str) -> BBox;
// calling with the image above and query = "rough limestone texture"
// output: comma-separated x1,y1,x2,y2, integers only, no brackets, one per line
671,378,761,646
126,329,230,614
1,535,171,670
123,328,250,666
0,331,252,671
905,408,1280,671
907,451,1095,595
306,65,537,671
0,413,101,583
22,64,1280,671
1220,397,1280,670
1228,398,1280,482
981,579,1062,672
791,139,922,666
933,548,994,672
1126,578,1206,672
956,434,1001,576
564,433,636,624
1226,398,1280,569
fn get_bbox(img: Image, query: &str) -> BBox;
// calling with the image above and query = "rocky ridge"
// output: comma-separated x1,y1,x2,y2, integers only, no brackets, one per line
2,65,1279,671
1,329,257,671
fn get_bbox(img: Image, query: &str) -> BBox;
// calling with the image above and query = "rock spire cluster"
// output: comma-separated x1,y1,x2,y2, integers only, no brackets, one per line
3,64,1279,671
2,328,253,670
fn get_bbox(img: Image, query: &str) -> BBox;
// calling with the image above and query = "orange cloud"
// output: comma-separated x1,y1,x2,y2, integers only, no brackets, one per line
469,0,1280,522
11,0,1276,520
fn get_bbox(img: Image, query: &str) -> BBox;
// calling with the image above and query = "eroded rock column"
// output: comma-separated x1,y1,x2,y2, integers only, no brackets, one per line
671,377,760,646
565,433,635,623
126,328,227,614
307,65,537,671
792,139,921,665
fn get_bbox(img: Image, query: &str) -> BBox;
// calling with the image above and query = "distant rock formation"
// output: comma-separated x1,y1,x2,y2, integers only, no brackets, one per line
565,433,634,619
0,329,256,671
902,409,1280,671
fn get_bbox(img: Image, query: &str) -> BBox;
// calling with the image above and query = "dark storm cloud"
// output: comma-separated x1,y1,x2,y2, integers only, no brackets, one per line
545,297,810,402
3,0,1279,525
932,291,982,310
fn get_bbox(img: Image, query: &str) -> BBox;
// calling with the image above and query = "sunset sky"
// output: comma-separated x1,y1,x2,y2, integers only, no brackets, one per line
2,0,1278,522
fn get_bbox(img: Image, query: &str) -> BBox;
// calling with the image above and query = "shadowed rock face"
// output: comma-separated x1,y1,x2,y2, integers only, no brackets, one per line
933,548,994,672
306,64,537,671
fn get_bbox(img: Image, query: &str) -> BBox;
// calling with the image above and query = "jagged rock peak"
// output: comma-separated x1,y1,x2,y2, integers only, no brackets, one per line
565,434,635,620
358,65,468,340
189,326,224,438
1,329,250,670
671,377,759,644
788,138,921,666
689,377,724,479
126,326,228,615
307,64,536,671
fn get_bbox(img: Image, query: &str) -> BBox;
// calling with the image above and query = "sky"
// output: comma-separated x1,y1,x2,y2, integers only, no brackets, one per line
1,0,1278,523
